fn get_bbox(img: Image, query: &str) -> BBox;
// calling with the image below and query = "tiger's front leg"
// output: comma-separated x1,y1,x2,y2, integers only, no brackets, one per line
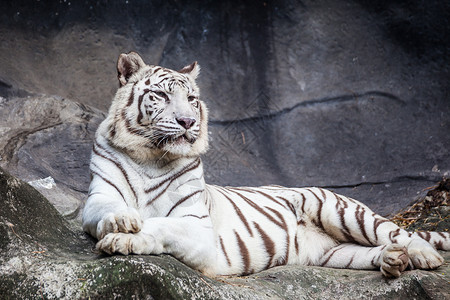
82,188,143,240
96,215,218,275
95,208,143,240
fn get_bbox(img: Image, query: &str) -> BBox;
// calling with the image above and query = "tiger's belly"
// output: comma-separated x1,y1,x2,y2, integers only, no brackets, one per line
206,185,334,275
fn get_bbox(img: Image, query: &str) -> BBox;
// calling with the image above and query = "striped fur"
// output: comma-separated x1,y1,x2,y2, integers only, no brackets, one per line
82,52,449,278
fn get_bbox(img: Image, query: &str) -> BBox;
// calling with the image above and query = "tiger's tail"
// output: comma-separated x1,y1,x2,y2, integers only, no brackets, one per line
409,231,450,250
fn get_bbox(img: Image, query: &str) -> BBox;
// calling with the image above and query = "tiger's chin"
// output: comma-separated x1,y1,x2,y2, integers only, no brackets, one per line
162,144,192,157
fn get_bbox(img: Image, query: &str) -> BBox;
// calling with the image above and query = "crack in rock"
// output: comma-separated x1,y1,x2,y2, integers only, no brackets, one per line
1,121,63,168
209,90,405,125
321,175,442,190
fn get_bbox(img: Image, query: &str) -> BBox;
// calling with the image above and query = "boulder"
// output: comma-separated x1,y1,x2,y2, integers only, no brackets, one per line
1,167,449,299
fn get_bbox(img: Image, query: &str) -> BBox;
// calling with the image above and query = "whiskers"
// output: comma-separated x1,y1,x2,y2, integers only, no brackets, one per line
157,147,172,164
137,120,200,153
142,131,172,148
143,130,188,148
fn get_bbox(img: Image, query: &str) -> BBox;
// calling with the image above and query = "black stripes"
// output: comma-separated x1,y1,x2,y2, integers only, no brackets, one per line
333,193,355,242
345,254,355,268
93,141,138,203
389,228,401,243
235,230,251,275
166,189,204,217
373,216,389,242
146,158,201,206
265,206,290,264
254,222,276,269
182,214,209,219
321,244,346,267
216,188,254,237
277,196,297,217
220,236,232,267
305,188,325,230
92,139,204,219
137,88,151,125
90,168,126,203
355,205,371,246
126,83,136,107
122,83,149,137
146,158,200,193
214,186,297,272
416,231,431,242
225,188,287,229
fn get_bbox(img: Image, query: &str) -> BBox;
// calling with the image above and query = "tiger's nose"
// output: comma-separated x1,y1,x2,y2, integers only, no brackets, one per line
176,117,196,129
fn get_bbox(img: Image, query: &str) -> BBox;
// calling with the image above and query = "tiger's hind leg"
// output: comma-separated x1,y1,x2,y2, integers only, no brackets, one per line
296,188,447,273
319,243,409,277
366,223,446,270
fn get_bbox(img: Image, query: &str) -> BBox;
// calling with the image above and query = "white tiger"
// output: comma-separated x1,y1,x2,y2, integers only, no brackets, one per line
82,52,449,278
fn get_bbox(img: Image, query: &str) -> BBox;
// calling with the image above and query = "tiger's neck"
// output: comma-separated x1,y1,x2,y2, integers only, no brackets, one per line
97,124,207,211
137,155,207,216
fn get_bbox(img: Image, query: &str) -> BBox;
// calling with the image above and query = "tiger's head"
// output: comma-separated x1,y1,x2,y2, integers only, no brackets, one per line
102,52,208,162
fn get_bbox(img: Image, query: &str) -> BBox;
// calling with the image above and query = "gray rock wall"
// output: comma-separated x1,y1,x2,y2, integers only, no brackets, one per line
1,0,449,215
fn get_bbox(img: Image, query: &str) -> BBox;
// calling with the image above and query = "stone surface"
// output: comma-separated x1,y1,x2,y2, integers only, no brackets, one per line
1,167,449,299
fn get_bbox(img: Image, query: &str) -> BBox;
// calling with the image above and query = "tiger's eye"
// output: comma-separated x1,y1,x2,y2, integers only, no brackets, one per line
155,91,169,102
156,91,166,98
188,96,196,102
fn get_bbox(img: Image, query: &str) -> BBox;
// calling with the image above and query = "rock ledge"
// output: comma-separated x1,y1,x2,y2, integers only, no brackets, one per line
1,167,448,299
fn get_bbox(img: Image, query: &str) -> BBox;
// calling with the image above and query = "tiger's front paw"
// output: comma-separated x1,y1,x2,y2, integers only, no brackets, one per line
97,232,155,255
408,239,444,270
96,208,143,240
380,244,409,278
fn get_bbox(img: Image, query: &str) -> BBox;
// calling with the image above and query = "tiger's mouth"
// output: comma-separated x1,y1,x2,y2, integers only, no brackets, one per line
173,134,195,144
155,133,196,148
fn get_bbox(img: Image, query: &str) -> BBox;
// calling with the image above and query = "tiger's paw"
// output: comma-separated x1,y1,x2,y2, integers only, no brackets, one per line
380,244,409,278
97,232,155,255
407,239,444,270
96,208,143,240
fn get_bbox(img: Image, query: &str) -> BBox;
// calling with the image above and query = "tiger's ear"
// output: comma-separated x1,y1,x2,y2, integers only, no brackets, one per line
117,52,146,86
179,61,200,79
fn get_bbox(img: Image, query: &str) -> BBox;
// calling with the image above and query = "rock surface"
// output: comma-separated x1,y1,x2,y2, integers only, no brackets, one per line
1,167,449,299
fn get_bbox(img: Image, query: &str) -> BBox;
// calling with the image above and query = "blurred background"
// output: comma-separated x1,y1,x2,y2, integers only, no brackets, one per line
0,0,449,216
